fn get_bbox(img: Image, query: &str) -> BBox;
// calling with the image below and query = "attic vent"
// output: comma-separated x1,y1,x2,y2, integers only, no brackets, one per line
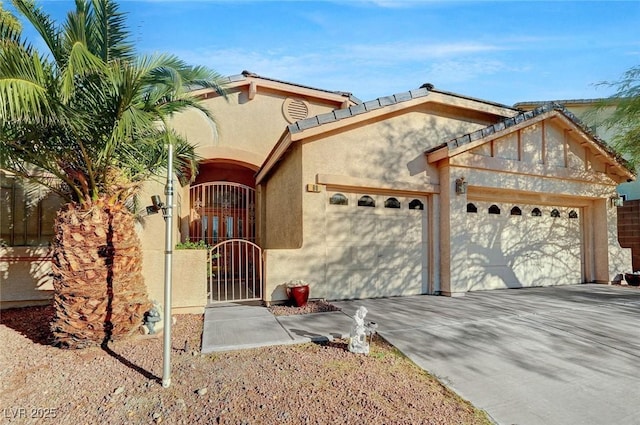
283,97,309,123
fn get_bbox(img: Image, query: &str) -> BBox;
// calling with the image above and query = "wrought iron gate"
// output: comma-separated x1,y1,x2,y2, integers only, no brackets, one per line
208,240,262,303
190,182,262,303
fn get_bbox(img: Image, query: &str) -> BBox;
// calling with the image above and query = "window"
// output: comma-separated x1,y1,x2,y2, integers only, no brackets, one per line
1,175,61,246
488,205,501,215
226,216,234,238
358,195,375,207
384,197,401,209
409,199,424,210
466,203,477,213
550,209,560,218
569,210,578,219
329,193,348,205
531,208,542,217
510,206,522,216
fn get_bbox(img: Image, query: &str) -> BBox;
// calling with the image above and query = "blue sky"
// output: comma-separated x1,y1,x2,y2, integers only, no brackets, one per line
9,1,640,106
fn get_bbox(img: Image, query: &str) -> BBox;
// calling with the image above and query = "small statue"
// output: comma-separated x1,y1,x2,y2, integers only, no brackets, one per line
143,303,162,335
349,306,370,354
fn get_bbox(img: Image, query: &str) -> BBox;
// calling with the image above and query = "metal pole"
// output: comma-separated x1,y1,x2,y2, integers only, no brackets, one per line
162,141,174,388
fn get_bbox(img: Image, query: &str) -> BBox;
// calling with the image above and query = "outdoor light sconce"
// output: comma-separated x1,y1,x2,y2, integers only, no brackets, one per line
610,194,624,208
455,177,467,195
147,195,167,217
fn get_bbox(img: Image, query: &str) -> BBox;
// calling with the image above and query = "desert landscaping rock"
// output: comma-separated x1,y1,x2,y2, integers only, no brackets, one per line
1,305,490,424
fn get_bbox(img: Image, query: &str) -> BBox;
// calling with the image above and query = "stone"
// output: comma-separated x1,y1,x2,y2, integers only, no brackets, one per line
196,388,208,396
113,386,125,396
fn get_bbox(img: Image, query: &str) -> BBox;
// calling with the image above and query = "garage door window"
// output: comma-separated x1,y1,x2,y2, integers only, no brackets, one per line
510,206,522,216
467,203,477,213
384,197,401,209
488,205,501,215
531,208,542,217
330,193,348,205
569,210,578,219
358,195,375,207
409,199,424,210
551,209,561,218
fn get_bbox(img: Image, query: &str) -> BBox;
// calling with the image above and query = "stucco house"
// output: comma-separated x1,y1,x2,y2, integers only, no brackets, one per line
1,71,635,311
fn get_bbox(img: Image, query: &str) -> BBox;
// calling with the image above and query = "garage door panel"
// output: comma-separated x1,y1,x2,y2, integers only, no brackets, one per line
325,194,428,299
326,245,353,268
379,242,422,269
467,202,583,290
351,214,377,242
326,213,351,242
354,245,379,268
377,268,422,296
349,269,380,299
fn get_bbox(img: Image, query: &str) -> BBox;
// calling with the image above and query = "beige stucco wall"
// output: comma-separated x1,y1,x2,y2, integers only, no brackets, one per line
440,117,631,295
262,142,303,249
0,246,53,309
169,87,340,167
262,106,492,302
263,106,631,301
137,179,207,313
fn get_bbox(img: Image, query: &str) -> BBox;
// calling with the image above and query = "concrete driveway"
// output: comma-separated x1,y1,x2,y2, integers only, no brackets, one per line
332,284,640,425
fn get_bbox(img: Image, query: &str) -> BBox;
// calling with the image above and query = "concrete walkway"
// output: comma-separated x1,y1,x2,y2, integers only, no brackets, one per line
202,284,640,425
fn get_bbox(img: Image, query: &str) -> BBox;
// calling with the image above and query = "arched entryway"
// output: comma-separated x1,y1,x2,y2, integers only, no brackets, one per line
189,161,262,303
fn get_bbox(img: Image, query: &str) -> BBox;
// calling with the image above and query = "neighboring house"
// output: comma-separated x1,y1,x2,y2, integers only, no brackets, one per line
1,71,634,310
516,99,640,271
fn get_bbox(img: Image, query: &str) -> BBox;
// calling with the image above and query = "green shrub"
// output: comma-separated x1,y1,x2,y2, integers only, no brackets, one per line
175,240,210,250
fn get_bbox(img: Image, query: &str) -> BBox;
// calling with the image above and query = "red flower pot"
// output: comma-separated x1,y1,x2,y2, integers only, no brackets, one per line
625,273,640,286
287,285,310,307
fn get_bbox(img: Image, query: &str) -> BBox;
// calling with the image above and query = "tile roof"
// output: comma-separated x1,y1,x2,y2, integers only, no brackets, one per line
286,84,519,136
237,70,361,103
513,98,611,109
288,87,432,134
426,102,633,173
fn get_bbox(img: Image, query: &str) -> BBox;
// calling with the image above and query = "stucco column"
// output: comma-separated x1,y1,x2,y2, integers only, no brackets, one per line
438,164,468,296
591,198,632,282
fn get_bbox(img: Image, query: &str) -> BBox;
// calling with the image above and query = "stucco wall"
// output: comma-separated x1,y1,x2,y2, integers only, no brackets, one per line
169,87,339,167
263,107,489,302
441,116,632,295
262,143,303,250
137,179,207,313
0,246,53,309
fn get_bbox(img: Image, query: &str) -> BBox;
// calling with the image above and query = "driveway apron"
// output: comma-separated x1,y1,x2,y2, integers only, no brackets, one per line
333,284,640,425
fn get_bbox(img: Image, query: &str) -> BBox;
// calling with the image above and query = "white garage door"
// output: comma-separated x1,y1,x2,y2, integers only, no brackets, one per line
324,193,428,300
465,201,583,290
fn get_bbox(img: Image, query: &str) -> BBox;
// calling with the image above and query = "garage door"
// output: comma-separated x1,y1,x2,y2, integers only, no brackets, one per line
465,201,583,290
324,192,428,300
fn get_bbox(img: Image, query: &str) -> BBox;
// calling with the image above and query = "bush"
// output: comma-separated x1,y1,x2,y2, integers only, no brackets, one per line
175,240,210,250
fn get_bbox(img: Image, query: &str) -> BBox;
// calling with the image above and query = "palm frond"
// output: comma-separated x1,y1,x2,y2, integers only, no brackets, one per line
11,0,63,62
90,0,133,61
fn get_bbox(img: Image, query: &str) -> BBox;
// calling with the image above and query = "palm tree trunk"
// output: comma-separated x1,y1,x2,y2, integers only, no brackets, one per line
51,199,151,348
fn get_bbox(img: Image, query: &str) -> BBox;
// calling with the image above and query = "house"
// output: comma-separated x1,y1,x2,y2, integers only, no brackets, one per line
1,71,634,311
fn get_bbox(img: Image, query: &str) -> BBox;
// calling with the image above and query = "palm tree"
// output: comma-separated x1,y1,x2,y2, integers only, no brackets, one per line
0,0,226,348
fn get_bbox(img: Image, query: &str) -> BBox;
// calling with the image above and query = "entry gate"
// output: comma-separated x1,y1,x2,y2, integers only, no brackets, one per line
208,240,262,303
189,182,262,303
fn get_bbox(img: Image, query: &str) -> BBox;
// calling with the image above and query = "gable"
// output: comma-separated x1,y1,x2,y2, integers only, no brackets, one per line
171,72,355,166
427,104,634,184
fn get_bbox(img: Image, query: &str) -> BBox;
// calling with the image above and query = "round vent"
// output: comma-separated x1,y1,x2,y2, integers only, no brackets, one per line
282,97,309,123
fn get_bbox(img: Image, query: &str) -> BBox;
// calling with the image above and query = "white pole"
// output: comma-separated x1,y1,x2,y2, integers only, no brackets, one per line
162,140,174,388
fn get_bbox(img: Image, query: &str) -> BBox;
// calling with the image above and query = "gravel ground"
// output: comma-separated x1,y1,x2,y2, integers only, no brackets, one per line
0,305,491,425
